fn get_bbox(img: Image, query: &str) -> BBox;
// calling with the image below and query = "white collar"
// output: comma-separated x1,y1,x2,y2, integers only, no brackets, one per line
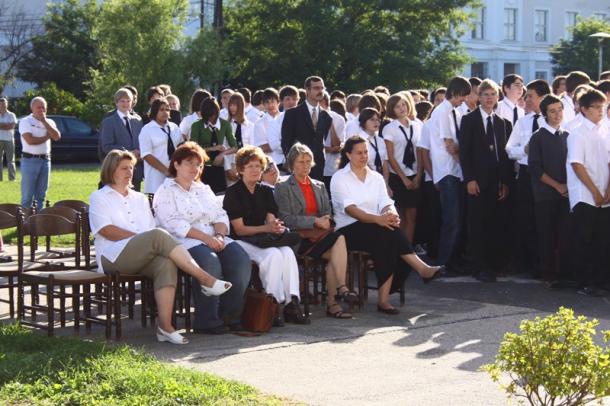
305,100,319,114
116,110,130,120
542,121,561,134
103,185,135,198
502,98,517,109
582,117,603,131
206,118,221,130
479,107,494,123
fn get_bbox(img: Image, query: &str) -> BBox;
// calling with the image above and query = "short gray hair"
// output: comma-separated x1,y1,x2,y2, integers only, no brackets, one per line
285,142,316,173
30,96,47,108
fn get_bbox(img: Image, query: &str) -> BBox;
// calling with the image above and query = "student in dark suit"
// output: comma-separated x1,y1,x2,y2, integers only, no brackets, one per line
99,88,144,190
281,76,333,180
459,79,513,282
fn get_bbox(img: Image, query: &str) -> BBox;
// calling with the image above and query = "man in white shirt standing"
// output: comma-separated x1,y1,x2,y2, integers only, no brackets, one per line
429,76,471,270
496,74,525,126
238,87,263,124
253,88,283,169
0,97,17,181
19,97,61,209
566,88,610,297
218,88,233,120
266,85,300,173
561,71,591,126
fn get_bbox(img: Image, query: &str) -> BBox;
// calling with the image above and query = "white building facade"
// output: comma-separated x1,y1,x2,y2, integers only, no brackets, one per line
461,0,610,83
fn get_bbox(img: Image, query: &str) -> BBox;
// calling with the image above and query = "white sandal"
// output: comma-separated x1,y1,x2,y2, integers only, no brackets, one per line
201,279,232,297
156,327,189,345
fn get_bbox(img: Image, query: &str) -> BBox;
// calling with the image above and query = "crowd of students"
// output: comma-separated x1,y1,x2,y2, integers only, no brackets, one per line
89,69,610,342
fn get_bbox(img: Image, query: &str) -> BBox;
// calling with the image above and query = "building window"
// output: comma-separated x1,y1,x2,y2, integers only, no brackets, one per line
535,71,548,81
471,62,488,79
504,8,517,41
471,7,485,40
504,63,519,76
565,12,578,40
535,10,548,42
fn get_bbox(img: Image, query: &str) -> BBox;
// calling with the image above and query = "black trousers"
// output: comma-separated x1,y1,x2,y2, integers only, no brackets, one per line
516,165,538,271
202,165,227,194
534,199,571,280
340,221,413,293
571,203,610,287
466,181,507,273
415,181,440,259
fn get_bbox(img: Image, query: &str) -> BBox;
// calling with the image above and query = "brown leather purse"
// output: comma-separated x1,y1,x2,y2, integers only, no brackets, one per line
297,227,333,243
241,289,277,333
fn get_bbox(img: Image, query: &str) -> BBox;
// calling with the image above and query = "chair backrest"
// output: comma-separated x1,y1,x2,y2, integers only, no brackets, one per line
53,200,92,268
39,206,80,223
27,213,79,238
0,210,18,230
0,203,33,218
54,200,89,212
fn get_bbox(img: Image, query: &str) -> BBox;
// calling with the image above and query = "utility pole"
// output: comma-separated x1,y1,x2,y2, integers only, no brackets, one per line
200,0,223,30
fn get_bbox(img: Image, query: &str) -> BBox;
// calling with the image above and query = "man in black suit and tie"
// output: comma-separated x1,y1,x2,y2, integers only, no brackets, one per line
459,79,513,282
281,76,332,180
99,87,144,190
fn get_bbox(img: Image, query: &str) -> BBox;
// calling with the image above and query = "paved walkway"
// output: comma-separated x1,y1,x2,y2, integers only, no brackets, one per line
2,243,610,405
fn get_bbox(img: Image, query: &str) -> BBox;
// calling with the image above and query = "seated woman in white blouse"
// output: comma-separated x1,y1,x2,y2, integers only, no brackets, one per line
330,136,442,315
89,150,231,345
153,142,251,335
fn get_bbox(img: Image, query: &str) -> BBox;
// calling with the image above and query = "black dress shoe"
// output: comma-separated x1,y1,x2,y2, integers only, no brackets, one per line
377,305,400,315
227,322,246,332
272,314,285,327
283,300,311,325
193,325,229,335
475,271,497,283
422,266,444,284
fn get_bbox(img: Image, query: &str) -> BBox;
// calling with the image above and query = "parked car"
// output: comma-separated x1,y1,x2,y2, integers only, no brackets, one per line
14,115,100,162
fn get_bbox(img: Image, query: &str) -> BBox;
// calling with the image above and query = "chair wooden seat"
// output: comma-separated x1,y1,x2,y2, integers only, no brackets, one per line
0,260,49,273
25,269,106,283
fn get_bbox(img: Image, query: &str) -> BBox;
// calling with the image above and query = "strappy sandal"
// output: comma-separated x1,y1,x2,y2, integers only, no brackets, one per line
326,303,353,319
336,285,359,304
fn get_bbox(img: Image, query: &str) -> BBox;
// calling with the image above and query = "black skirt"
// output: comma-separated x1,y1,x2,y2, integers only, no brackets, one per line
339,221,413,293
298,230,341,258
389,173,421,209
202,165,227,194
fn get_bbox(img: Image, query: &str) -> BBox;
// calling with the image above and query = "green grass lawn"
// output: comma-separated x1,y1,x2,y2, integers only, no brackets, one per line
0,323,283,405
0,163,100,245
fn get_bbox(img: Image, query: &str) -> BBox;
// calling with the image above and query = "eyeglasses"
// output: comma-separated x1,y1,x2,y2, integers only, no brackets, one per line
181,161,204,170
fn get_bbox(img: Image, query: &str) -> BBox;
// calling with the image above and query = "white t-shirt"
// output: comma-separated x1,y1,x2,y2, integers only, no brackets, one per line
323,110,346,177
505,112,546,165
89,186,157,273
566,118,610,209
253,112,284,165
139,120,182,194
417,120,433,182
18,114,59,155
0,111,17,142
561,95,576,127
382,119,422,177
429,99,463,183
179,112,199,140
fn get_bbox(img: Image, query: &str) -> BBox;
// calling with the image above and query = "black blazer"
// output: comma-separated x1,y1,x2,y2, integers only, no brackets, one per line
459,108,513,188
281,102,332,179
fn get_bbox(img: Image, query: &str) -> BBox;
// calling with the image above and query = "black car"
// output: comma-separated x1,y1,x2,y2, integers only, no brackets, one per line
15,115,99,162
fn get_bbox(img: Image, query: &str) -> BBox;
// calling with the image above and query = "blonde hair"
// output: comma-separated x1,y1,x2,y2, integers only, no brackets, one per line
114,88,133,104
100,149,136,186
235,145,268,173
386,92,415,120
478,79,501,96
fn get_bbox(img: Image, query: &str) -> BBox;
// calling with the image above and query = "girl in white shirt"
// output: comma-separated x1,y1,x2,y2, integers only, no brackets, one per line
225,93,253,186
358,107,391,196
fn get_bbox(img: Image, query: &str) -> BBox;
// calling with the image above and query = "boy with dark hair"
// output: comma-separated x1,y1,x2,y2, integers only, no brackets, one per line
219,88,234,120
458,77,482,115
566,88,610,296
562,71,591,125
527,94,571,286
253,88,283,168
496,74,525,125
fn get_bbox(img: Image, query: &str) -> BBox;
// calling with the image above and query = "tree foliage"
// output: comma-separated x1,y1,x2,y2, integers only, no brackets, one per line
483,307,610,406
17,0,99,99
551,17,610,78
223,0,474,91
89,0,189,112
184,27,232,91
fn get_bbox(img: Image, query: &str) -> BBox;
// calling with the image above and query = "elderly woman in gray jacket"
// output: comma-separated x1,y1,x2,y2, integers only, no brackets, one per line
275,143,358,319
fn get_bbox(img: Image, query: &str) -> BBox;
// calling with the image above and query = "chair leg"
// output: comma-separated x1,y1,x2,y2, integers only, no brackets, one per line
113,274,122,340
140,281,147,328
128,281,135,319
302,262,311,317
8,276,14,319
59,285,66,327
184,275,191,331
400,279,405,307
73,284,80,334
83,284,91,334
105,281,112,340
32,284,38,321
17,279,24,320
47,281,55,337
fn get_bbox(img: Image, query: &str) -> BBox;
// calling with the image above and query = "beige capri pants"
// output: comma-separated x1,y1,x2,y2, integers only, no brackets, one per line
101,228,179,291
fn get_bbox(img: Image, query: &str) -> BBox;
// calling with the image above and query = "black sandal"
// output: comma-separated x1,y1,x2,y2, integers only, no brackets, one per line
326,304,353,319
336,285,359,304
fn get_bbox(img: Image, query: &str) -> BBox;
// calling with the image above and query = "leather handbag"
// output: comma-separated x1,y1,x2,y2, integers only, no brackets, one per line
297,227,334,243
240,230,301,248
241,288,277,333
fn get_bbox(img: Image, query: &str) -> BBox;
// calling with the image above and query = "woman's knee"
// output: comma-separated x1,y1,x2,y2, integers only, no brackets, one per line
153,257,178,290
189,245,222,277
147,228,178,254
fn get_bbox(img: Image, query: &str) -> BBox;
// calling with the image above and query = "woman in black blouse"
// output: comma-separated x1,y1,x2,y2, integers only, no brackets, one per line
223,146,308,325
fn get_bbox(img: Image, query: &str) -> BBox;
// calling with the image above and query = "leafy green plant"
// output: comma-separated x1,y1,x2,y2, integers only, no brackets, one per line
483,307,610,405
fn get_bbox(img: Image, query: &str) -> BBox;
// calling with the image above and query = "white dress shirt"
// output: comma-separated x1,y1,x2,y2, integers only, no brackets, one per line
179,112,199,140
565,112,584,134
382,119,421,177
0,111,17,141
561,94,576,126
496,98,524,125
153,178,231,250
330,164,395,230
263,112,286,166
323,110,346,176
505,112,546,165
139,120,182,194
457,102,473,117
253,112,284,165
566,118,610,209
417,120,433,182
18,114,59,155
89,186,157,273
245,104,263,124
345,117,360,138
359,128,388,172
219,107,229,120
429,99,463,183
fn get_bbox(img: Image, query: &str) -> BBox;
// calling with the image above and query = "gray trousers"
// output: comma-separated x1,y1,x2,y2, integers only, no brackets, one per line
0,139,16,181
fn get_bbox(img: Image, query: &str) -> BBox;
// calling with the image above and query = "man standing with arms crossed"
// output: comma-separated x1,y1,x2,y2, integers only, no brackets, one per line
0,98,17,181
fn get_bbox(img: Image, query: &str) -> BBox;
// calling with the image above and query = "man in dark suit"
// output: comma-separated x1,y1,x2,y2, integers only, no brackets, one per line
459,79,513,282
281,76,332,180
99,87,144,190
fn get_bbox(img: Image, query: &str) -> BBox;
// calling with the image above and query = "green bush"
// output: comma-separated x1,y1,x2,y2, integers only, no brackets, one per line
483,307,610,406
13,82,85,118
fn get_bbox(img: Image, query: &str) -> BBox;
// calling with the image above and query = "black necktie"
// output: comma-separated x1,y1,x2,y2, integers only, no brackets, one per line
161,126,175,159
486,116,499,162
532,114,540,133
513,106,518,125
124,116,132,139
451,109,460,140
210,126,219,147
398,125,415,169
234,122,243,148
369,137,382,173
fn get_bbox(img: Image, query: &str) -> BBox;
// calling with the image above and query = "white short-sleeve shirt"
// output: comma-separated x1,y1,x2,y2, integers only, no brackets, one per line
18,114,59,155
323,110,346,176
417,120,433,182
429,99,463,183
359,128,388,173
566,118,610,209
254,112,284,165
505,112,546,165
330,164,395,230
382,119,422,177
89,186,157,272
139,120,182,194
561,95,576,127
179,112,199,140
153,178,231,250
495,98,524,126
0,111,17,142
